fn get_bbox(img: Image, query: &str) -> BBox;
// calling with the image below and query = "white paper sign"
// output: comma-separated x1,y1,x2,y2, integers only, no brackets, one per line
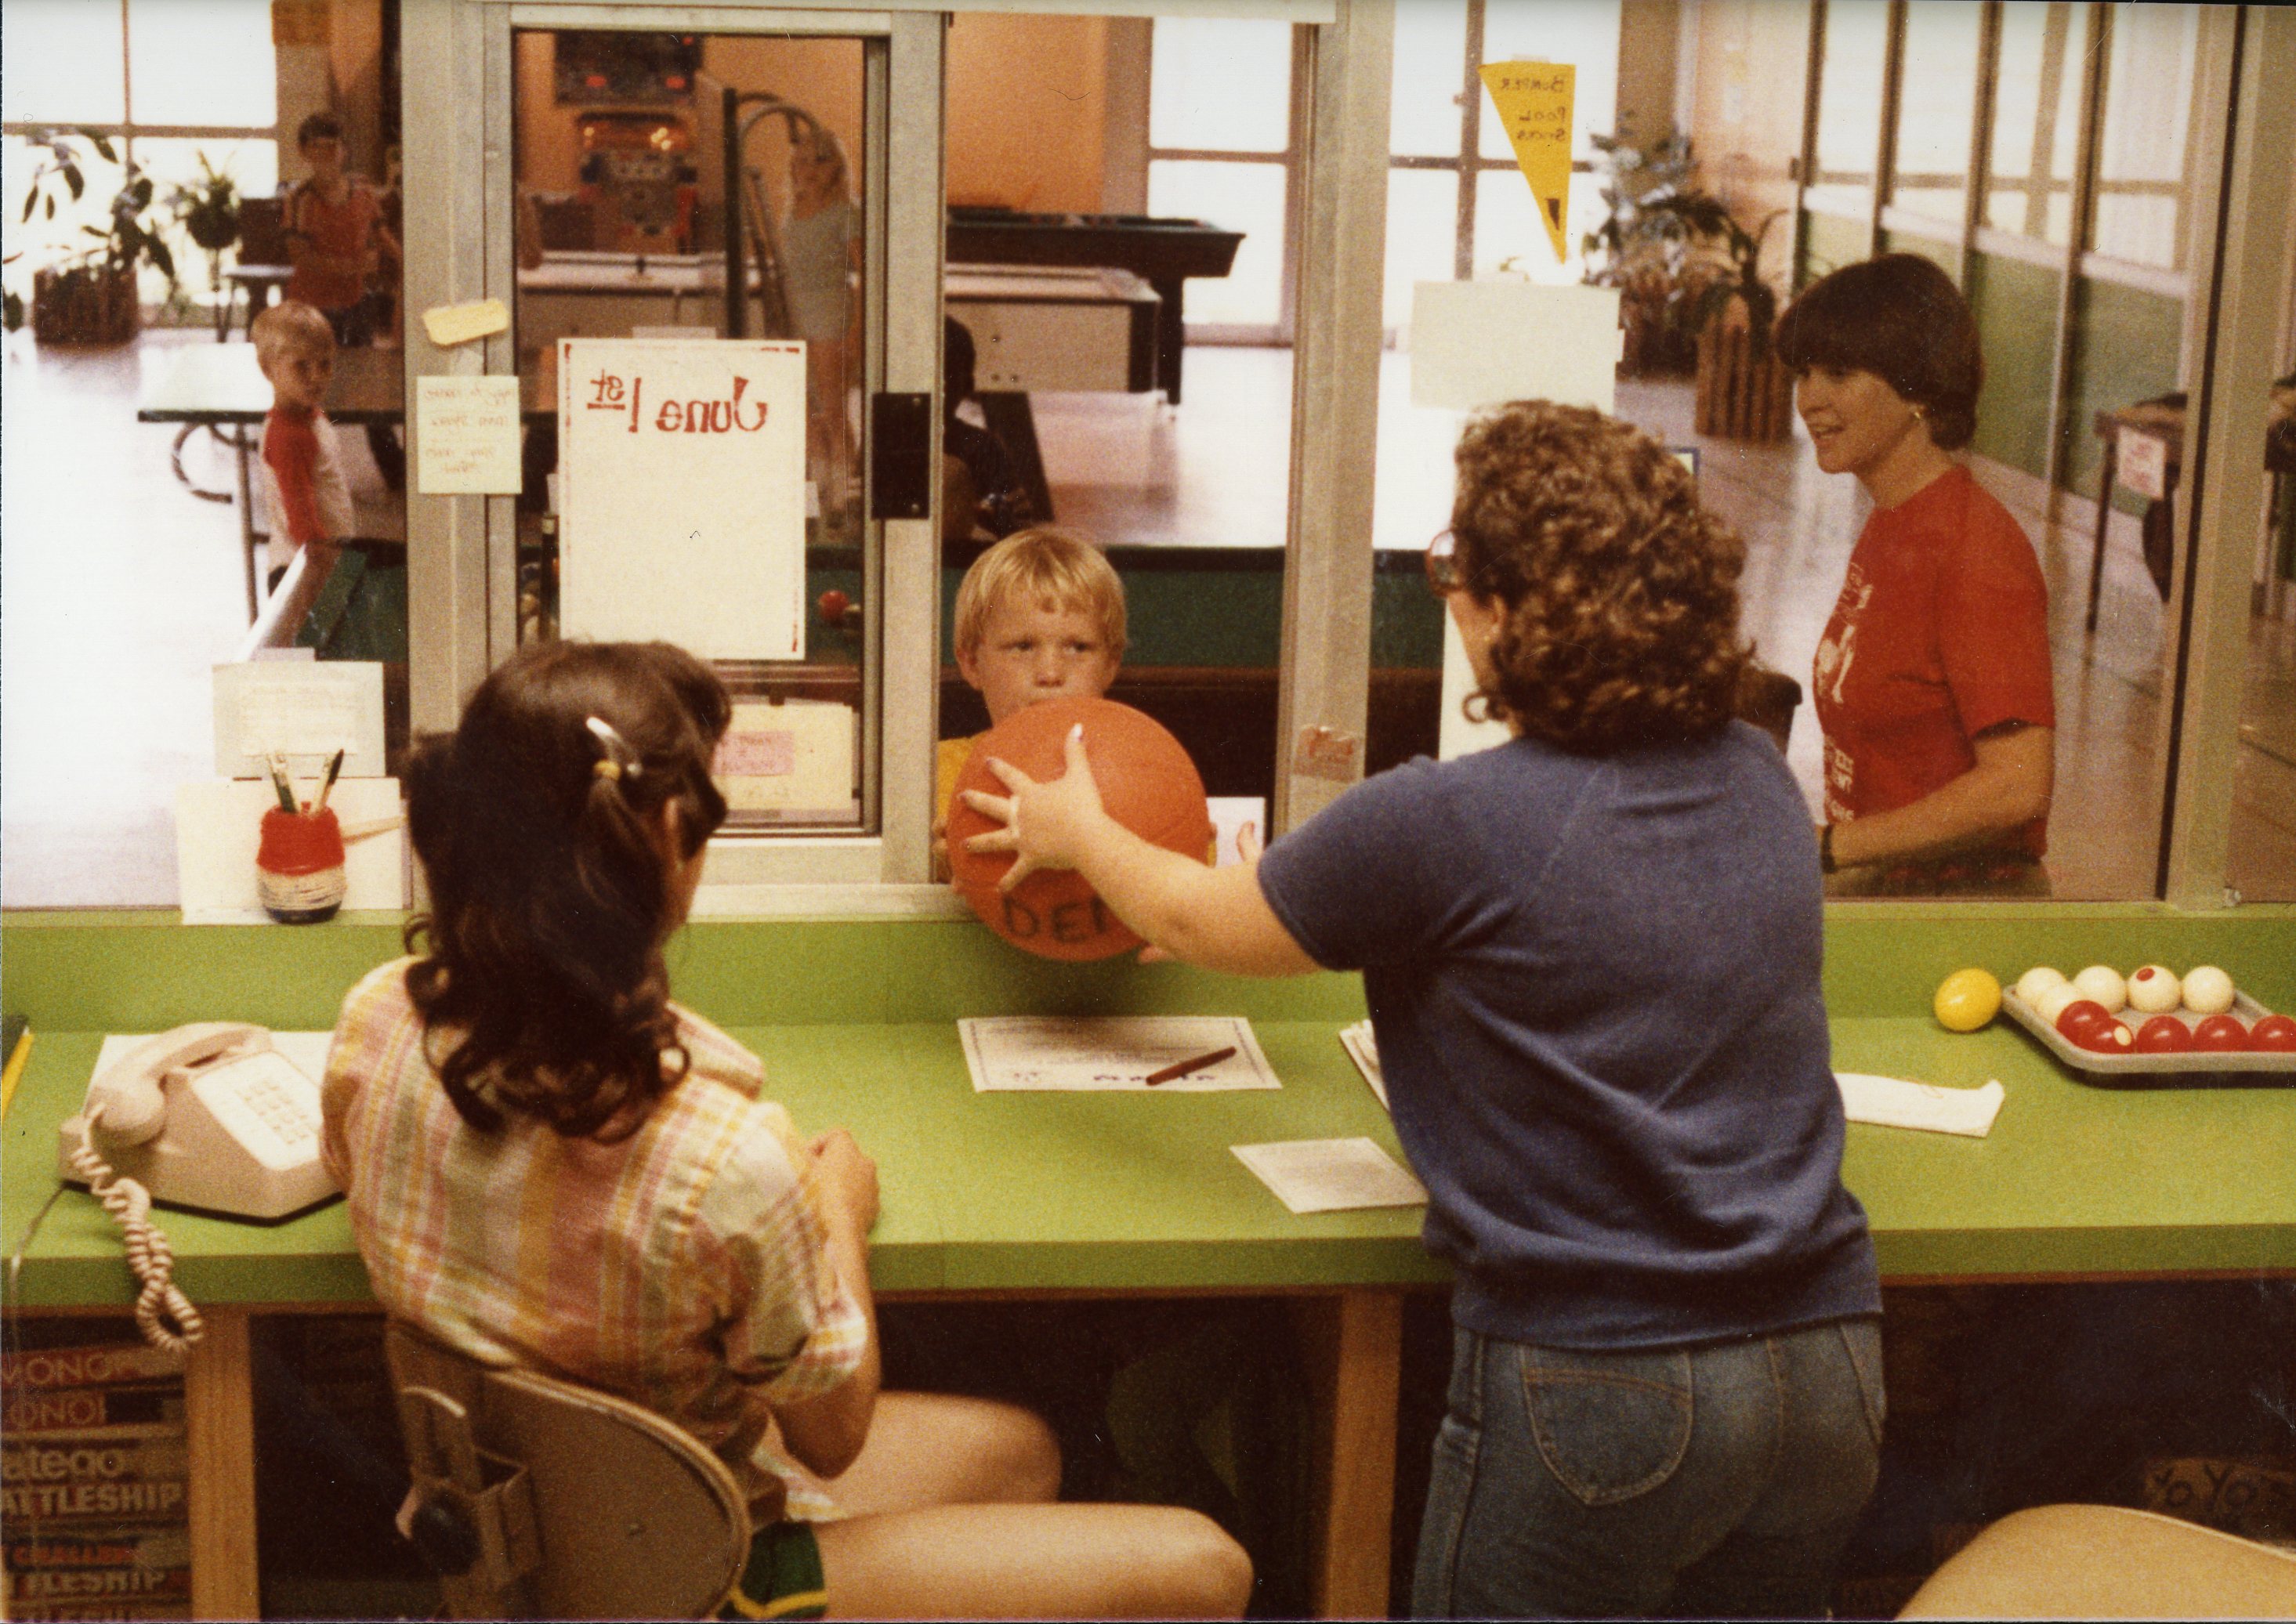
558,338,808,660
1410,281,1621,412
415,375,522,494
2118,430,2169,501
212,661,386,779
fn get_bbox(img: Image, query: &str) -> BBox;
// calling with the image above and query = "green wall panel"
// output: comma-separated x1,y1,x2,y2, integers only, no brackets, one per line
1967,251,2065,481
2064,278,2185,505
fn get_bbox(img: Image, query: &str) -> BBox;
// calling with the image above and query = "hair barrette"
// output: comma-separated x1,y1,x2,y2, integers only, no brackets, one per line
585,715,642,782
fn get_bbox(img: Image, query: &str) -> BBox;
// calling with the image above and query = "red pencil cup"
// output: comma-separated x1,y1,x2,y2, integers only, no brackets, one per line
256,805,346,924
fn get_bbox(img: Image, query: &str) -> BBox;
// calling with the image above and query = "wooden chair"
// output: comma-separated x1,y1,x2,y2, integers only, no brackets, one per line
1896,1503,2296,1619
384,1321,752,1619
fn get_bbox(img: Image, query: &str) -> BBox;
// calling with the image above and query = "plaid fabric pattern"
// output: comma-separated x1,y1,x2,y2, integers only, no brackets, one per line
324,959,867,1518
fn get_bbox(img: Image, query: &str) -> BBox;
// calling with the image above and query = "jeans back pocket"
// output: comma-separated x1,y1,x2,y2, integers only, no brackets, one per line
1519,1344,1695,1506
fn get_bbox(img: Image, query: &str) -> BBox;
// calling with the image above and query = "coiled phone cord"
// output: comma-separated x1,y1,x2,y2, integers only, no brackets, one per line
69,1116,204,1353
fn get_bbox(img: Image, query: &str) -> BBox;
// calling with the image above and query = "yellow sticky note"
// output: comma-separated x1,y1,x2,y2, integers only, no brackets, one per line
422,298,510,348
1479,61,1576,263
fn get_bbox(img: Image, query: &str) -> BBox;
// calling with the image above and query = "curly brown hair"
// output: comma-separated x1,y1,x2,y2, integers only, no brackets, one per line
1450,402,1749,754
403,641,730,1140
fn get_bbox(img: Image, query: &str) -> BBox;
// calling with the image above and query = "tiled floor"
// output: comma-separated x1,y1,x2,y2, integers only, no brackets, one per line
4,331,2291,906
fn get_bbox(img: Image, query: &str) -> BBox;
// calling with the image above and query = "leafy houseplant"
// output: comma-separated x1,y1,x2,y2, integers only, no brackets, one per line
172,152,243,334
1580,128,1721,376
11,128,177,345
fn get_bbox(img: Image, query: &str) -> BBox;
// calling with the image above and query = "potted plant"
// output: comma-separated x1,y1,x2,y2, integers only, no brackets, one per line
11,128,176,345
1580,128,1714,376
1686,210,1795,443
172,152,242,336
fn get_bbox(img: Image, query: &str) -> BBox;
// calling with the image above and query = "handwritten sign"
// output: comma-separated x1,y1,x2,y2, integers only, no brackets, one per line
414,375,521,495
1479,60,1576,263
558,338,808,660
2119,430,2169,501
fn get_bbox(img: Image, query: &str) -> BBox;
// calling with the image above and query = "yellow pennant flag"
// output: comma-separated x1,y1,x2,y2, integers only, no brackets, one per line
1479,60,1576,264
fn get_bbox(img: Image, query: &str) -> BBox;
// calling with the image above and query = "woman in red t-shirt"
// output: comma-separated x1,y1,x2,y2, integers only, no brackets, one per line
1776,255,2055,894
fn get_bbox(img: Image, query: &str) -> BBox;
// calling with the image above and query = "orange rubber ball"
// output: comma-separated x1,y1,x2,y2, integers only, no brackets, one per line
947,696,1212,961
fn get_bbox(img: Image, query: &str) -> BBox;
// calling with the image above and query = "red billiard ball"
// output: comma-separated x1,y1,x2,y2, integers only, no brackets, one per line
2072,1018,2135,1054
2133,1015,2192,1054
2192,1014,2251,1052
2055,1000,2113,1041
2247,1014,2296,1052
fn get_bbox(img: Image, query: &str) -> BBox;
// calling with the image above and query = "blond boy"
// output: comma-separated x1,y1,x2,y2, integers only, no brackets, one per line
936,528,1127,866
250,301,350,639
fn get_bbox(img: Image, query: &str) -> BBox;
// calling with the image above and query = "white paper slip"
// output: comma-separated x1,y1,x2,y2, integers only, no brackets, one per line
1233,1138,1428,1215
1339,1019,1388,1110
958,1016,1277,1092
1835,1072,2006,1138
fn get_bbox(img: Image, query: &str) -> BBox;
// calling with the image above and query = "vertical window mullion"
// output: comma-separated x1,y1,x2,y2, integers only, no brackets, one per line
1454,0,1484,282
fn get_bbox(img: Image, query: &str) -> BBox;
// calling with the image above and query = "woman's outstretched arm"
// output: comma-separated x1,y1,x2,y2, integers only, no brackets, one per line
962,725,1318,978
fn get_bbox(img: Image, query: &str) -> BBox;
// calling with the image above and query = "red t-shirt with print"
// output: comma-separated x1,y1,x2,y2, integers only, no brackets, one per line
1811,466,2055,859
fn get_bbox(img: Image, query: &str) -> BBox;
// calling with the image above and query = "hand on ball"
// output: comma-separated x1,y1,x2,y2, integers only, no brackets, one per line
961,723,1107,892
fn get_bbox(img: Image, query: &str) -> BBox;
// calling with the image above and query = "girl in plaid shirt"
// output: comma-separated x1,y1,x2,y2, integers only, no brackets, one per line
324,640,1250,1619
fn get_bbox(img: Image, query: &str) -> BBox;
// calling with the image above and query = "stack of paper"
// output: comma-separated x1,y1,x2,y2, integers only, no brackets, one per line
1232,1138,1427,1214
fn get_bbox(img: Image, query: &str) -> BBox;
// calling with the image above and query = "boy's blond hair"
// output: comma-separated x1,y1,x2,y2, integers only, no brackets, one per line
251,300,335,374
952,527,1127,660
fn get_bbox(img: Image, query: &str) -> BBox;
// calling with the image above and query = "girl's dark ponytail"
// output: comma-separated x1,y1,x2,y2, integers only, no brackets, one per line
404,642,730,1139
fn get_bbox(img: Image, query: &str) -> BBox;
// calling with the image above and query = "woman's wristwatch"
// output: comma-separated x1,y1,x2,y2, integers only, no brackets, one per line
1820,823,1838,874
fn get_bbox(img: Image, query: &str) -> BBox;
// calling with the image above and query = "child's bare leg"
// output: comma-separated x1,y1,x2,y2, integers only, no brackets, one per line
799,1390,1059,1514
813,1500,1252,1619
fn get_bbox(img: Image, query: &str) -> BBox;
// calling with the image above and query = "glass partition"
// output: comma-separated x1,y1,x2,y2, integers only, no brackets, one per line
512,28,872,834
1808,0,1889,221
1888,0,1981,229
2088,2,2200,272
1984,1,2090,245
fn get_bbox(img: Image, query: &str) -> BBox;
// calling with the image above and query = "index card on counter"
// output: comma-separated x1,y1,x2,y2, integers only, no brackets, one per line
557,338,809,661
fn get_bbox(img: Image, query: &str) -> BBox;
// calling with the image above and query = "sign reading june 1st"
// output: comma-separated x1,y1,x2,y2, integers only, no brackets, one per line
558,337,808,660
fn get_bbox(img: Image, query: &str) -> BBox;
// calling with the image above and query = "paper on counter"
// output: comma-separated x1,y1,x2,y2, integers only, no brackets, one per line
1836,1072,2005,1138
1338,1019,1388,1110
958,1016,1277,1092
1233,1138,1428,1214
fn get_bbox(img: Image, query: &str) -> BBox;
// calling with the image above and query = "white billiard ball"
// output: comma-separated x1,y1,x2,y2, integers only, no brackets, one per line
2034,982,2086,1025
2182,964,2236,1015
2071,964,2128,1013
2125,964,2182,1014
2015,966,2068,1004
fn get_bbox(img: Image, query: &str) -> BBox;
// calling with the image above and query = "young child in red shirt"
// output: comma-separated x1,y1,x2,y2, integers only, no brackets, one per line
251,300,349,639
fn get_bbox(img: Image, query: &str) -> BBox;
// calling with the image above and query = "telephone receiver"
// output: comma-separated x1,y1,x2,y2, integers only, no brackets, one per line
59,1022,342,1222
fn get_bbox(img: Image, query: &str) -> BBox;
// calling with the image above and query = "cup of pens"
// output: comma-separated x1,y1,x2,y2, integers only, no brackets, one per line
256,751,346,924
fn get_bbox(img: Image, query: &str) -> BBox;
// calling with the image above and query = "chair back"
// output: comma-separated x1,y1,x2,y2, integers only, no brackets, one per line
237,197,288,266
384,1321,751,1620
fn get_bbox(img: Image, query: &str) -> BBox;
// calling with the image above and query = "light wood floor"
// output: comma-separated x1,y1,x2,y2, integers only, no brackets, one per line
5,331,2291,906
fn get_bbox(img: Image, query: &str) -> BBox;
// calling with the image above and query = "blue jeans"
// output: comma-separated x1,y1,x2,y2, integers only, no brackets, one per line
1412,1317,1884,1619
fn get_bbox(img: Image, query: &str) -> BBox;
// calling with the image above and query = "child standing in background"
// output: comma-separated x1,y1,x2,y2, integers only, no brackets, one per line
251,300,349,636
324,639,1251,1620
781,128,860,520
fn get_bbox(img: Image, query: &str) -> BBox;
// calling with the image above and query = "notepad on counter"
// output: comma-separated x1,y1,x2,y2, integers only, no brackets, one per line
1338,1019,1387,1110
1835,1072,2006,1138
958,1016,1278,1092
1233,1138,1428,1214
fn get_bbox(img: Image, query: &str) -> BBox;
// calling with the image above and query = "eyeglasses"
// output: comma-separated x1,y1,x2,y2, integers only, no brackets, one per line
1425,529,1471,597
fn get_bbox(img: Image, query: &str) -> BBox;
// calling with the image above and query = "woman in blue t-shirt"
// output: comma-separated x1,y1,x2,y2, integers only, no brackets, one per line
962,401,1883,1619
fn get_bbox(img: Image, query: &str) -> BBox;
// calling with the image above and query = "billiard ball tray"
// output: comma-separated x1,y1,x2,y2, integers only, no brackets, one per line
2000,989,2296,1087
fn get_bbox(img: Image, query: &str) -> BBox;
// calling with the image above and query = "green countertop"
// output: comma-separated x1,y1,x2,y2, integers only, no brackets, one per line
5,906,2293,1308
